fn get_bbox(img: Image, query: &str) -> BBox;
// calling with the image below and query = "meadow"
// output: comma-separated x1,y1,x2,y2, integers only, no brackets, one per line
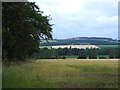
3,59,118,88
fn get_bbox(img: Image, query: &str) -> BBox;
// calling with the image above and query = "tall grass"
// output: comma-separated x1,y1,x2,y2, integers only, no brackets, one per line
3,59,118,88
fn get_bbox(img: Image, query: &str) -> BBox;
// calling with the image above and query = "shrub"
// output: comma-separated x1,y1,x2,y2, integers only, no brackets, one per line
99,57,108,59
77,56,87,59
61,56,66,59
89,56,97,59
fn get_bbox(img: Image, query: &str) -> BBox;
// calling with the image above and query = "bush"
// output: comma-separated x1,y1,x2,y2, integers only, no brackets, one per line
89,56,97,59
109,56,114,59
77,56,87,59
99,57,108,59
61,56,66,59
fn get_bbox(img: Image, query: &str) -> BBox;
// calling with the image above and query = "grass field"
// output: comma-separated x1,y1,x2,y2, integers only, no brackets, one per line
65,55,78,58
39,46,51,49
3,59,118,88
97,45,118,49
40,40,57,43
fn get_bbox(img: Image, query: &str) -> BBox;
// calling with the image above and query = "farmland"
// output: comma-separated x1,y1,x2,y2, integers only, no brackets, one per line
2,2,119,89
3,59,118,88
52,45,99,49
37,44,119,59
41,37,119,46
39,45,119,49
39,46,51,49
40,40,57,43
97,45,118,49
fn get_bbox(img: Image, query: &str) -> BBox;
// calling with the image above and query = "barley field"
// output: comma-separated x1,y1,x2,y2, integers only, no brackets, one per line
52,45,99,49
3,59,118,88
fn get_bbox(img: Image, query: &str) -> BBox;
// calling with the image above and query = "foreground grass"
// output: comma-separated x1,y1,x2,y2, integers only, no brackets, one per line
3,59,118,88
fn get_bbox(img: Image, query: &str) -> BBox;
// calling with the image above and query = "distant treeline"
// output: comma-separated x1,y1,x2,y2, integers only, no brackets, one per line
41,39,119,46
33,47,120,59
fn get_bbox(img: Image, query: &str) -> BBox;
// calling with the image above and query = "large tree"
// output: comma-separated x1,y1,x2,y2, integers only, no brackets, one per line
2,2,53,61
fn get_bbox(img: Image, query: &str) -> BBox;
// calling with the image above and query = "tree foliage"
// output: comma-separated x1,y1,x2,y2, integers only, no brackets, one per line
33,47,119,59
2,2,53,61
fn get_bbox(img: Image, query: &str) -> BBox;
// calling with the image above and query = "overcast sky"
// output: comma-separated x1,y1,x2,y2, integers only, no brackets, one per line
29,0,118,39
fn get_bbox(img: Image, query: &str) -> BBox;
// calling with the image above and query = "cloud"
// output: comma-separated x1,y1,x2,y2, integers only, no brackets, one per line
29,0,118,39
96,16,117,27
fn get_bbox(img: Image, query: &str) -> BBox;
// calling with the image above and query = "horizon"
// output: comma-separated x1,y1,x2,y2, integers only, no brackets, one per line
43,36,118,40
53,36,118,40
29,0,118,40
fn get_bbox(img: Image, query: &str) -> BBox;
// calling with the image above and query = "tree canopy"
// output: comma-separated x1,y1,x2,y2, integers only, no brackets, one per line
2,2,53,61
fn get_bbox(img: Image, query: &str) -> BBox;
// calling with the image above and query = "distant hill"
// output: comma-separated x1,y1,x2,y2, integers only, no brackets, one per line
66,37,116,41
40,37,119,46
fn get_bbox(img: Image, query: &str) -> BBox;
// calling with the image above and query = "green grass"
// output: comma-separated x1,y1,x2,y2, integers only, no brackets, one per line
40,40,57,43
39,46,51,49
66,55,109,59
97,45,118,49
65,55,78,58
3,59,118,88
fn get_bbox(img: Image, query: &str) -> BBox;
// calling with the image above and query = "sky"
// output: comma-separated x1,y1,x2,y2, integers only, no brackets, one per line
29,0,118,39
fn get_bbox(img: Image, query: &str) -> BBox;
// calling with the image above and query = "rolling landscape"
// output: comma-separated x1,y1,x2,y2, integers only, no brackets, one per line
3,36,119,88
40,37,119,50
2,1,119,89
40,37,119,46
37,37,119,60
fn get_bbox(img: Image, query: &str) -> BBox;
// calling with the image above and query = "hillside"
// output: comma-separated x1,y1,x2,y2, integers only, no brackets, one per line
67,37,116,41
40,37,118,46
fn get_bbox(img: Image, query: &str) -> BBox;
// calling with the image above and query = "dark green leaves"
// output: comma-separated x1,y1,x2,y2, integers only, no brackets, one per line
2,2,53,61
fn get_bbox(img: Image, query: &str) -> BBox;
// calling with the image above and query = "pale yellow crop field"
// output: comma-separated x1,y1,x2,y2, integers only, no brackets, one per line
52,45,99,49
